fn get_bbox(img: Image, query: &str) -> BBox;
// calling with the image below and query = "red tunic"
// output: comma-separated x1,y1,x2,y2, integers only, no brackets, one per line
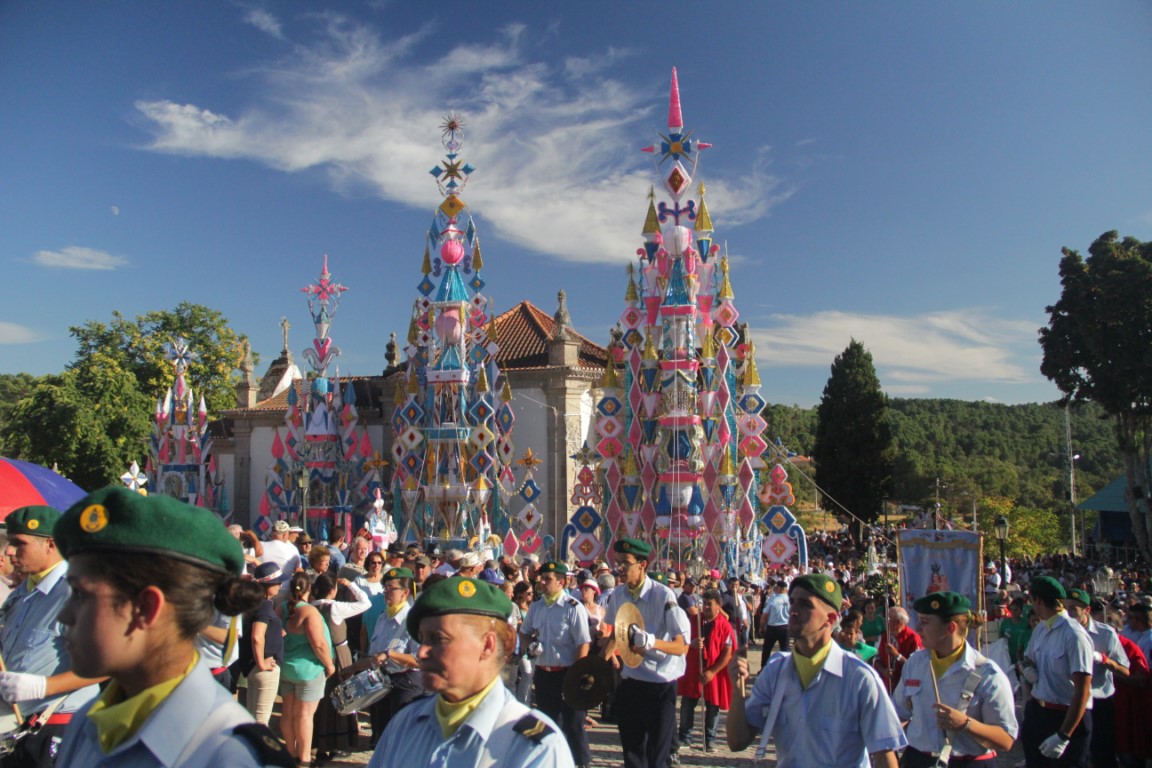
677,611,734,709
876,625,922,690
1114,633,1151,759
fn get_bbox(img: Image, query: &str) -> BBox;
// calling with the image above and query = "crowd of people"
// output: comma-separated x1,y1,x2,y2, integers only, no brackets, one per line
0,494,1150,768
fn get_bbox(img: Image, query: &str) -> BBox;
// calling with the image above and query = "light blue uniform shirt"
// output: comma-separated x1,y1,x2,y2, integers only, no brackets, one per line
762,592,790,626
521,592,591,668
367,678,574,768
0,561,99,715
368,603,421,675
893,644,1018,756
55,661,273,767
744,640,907,767
604,577,689,683
1084,617,1128,698
1025,612,1093,707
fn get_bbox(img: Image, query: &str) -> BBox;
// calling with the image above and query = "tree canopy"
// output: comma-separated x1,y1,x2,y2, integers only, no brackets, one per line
1039,230,1152,562
70,302,251,415
812,339,895,525
0,303,248,490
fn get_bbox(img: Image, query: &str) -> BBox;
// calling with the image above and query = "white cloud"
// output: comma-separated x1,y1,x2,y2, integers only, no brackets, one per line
0,322,44,344
133,15,786,265
749,309,1037,386
33,246,128,270
243,9,284,39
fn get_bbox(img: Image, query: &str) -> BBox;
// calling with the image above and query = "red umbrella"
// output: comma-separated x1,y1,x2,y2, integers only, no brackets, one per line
0,457,88,516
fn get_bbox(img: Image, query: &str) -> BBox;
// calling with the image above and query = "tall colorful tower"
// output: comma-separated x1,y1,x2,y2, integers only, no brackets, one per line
390,115,540,553
592,69,803,576
147,337,225,516
258,257,381,542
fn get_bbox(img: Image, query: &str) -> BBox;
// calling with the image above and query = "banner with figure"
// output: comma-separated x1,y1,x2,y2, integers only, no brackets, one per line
897,529,983,629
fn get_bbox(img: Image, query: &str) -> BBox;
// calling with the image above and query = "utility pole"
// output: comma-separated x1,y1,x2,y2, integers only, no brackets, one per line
1065,404,1078,555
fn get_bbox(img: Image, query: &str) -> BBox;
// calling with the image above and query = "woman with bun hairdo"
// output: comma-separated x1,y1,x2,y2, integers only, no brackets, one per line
279,571,336,766
52,486,292,767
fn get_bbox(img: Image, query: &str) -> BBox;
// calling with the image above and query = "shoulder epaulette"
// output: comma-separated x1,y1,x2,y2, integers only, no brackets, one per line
233,723,296,767
513,713,555,743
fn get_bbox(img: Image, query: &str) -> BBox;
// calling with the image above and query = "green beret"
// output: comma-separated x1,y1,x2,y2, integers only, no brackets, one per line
5,506,61,538
790,574,842,610
1030,576,1066,602
406,576,514,638
1066,588,1091,607
538,561,569,576
612,537,652,558
57,486,244,575
650,572,669,585
383,567,414,582
913,591,971,617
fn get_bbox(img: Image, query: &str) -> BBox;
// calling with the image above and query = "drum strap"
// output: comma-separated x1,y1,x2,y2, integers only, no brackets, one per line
476,695,531,768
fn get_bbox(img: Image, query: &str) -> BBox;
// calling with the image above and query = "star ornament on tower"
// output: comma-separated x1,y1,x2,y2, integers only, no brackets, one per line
301,255,348,304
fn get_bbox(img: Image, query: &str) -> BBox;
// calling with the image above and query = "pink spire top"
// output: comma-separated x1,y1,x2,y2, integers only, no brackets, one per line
668,67,683,131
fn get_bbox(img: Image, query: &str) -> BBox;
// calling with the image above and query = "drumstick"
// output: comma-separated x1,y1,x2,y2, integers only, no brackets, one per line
0,647,23,726
929,660,941,705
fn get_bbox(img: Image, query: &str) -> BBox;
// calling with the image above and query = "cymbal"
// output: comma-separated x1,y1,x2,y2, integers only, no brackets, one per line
563,655,615,710
614,601,645,668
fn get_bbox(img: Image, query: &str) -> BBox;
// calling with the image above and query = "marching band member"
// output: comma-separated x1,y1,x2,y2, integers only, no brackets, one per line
894,591,1017,767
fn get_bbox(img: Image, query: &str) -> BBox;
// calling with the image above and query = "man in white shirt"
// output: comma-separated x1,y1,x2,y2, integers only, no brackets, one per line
259,520,301,584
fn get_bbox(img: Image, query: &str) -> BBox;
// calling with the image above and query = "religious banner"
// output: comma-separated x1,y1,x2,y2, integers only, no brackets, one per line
897,529,983,629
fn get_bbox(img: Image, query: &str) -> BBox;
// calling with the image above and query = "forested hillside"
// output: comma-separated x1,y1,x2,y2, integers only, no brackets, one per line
763,400,1120,515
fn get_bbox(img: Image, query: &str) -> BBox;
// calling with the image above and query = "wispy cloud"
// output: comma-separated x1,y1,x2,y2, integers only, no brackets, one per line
750,309,1038,388
33,246,128,270
133,14,785,265
0,322,44,344
243,8,284,40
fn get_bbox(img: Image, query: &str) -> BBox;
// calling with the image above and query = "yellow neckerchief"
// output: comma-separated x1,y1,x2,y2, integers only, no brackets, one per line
1044,604,1065,630
544,589,563,607
386,602,405,618
87,651,199,754
930,641,966,679
434,674,501,738
627,575,647,600
792,639,832,689
26,560,63,590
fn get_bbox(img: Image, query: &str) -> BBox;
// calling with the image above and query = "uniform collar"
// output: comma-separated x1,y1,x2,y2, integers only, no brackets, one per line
27,560,67,595
100,659,222,764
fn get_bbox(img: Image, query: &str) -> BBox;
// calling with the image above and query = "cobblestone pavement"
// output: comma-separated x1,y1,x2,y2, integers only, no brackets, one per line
291,642,1029,767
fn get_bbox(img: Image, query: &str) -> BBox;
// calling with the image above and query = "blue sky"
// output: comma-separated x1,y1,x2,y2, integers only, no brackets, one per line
2,2,1151,407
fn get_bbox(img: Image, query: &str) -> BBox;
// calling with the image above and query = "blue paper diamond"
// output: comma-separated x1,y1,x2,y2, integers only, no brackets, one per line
597,396,622,418
470,274,486,291
572,505,602,532
520,479,542,503
417,276,435,296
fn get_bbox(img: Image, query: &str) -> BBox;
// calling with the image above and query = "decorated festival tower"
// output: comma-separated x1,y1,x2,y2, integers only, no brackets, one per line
146,338,226,516
258,257,383,542
389,115,543,555
590,69,807,576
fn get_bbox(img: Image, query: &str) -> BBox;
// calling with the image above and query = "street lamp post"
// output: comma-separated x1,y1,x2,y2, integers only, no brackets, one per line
297,467,309,530
993,515,1009,589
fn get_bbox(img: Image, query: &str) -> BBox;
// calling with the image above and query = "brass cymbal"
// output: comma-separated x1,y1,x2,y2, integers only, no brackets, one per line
562,655,615,710
614,601,645,668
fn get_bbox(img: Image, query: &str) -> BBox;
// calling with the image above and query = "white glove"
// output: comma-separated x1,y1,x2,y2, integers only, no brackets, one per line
628,625,656,651
0,672,46,703
1020,665,1039,685
1039,733,1070,759
1092,651,1106,664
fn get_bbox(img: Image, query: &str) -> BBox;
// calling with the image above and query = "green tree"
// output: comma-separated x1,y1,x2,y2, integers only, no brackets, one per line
1,352,152,489
1039,231,1152,562
0,372,41,439
977,496,1064,560
812,340,895,525
70,302,250,413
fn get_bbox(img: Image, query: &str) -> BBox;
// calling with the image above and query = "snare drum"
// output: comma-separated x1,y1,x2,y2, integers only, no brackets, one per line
330,667,392,715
